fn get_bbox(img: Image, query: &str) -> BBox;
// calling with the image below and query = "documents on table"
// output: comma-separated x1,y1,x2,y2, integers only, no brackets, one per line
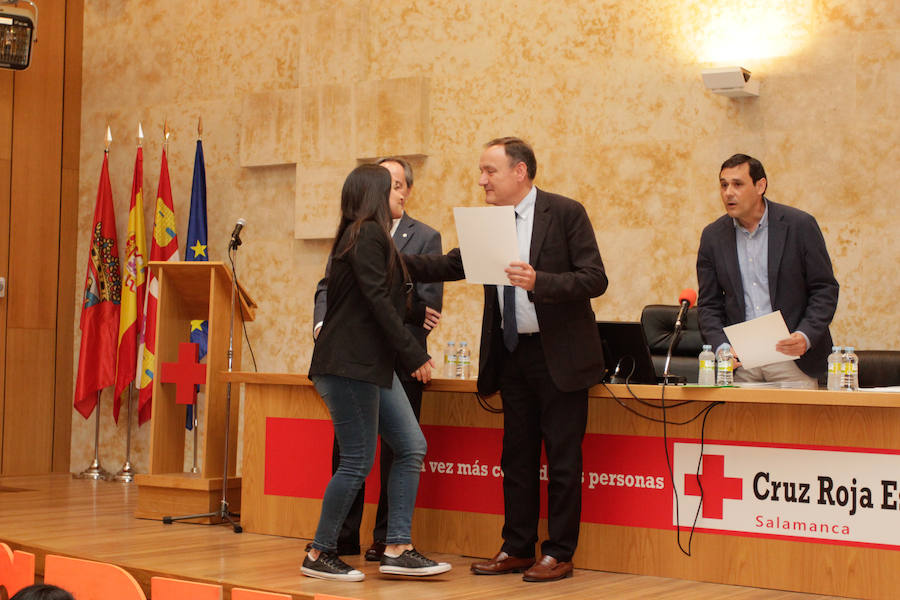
453,206,519,285
723,310,797,370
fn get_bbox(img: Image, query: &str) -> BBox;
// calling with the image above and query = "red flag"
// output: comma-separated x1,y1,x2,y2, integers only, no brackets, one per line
74,152,122,419
136,148,179,425
113,146,147,422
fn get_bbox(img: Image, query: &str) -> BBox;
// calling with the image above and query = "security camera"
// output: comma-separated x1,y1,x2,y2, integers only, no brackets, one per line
701,66,759,98
0,0,38,70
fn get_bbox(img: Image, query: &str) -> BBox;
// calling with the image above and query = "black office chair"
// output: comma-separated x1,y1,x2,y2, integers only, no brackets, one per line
856,350,900,388
640,305,705,383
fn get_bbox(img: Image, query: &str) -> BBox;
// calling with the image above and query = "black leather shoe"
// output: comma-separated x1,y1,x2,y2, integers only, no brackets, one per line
365,540,386,561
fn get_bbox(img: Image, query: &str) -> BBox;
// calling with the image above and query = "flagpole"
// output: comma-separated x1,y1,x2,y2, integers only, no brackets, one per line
76,392,111,480
114,122,144,484
113,385,136,482
190,398,200,473
74,127,117,482
188,116,204,475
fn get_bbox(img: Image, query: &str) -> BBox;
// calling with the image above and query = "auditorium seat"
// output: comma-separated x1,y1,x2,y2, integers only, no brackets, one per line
640,305,705,383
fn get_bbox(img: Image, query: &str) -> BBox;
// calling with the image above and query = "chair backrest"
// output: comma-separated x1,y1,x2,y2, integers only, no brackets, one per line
856,350,900,388
640,304,705,357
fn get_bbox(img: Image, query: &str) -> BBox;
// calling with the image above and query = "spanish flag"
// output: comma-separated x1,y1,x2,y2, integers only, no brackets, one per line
113,146,148,422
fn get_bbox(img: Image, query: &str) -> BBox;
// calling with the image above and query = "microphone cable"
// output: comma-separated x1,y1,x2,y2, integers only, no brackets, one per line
228,243,258,372
476,391,504,414
604,358,724,556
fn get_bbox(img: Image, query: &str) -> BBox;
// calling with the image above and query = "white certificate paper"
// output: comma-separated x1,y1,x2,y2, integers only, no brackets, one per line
453,206,519,285
723,310,797,370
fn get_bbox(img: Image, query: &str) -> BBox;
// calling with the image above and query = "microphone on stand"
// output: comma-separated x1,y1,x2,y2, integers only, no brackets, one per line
229,218,246,250
673,288,698,339
662,288,697,385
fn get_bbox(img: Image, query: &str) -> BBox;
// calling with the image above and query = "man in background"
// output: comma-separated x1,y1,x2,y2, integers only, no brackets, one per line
696,153,839,386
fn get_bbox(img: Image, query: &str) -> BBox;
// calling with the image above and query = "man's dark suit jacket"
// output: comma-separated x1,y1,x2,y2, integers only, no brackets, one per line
309,221,429,388
696,199,839,378
404,188,608,395
314,212,443,378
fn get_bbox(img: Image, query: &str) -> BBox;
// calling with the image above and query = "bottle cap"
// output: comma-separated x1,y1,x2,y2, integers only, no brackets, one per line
702,344,711,351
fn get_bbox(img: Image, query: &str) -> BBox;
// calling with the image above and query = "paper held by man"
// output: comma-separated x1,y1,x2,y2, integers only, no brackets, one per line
453,205,519,285
724,310,797,370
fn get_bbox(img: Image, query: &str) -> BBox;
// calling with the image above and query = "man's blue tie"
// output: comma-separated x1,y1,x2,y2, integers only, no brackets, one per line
503,284,518,352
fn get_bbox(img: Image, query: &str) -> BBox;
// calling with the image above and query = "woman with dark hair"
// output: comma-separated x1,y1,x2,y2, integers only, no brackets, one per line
304,163,450,581
10,584,75,600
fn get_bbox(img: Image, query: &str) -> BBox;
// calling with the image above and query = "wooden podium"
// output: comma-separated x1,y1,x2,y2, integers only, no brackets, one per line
134,261,256,523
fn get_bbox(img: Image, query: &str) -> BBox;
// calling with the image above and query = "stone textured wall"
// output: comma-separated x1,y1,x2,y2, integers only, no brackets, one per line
72,0,900,472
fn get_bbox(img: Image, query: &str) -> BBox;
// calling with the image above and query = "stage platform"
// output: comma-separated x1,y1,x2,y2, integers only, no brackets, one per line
0,474,839,599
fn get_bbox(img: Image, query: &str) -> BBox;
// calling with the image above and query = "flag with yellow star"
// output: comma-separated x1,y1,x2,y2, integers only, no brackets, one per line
185,139,208,429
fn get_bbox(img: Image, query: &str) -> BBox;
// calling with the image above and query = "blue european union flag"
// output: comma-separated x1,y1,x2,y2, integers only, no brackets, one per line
186,140,208,430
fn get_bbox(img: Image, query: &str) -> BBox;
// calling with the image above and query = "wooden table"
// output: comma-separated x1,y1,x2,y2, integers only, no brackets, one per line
227,372,900,599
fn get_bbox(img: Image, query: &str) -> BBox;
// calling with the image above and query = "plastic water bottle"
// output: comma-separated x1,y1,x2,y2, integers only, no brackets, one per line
715,344,734,386
826,346,842,391
456,341,471,379
444,341,457,379
842,346,859,391
697,344,716,386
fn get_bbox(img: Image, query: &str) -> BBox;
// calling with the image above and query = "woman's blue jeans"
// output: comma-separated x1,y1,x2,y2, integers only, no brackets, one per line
310,373,426,551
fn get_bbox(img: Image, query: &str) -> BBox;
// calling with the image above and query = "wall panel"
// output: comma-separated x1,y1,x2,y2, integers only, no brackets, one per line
1,0,80,473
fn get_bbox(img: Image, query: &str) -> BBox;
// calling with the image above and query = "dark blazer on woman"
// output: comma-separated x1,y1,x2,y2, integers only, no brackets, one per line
309,221,429,388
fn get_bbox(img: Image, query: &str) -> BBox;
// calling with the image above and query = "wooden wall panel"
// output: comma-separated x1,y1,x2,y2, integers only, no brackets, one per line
0,69,12,467
2,328,55,473
53,0,84,472
7,0,65,329
1,0,81,474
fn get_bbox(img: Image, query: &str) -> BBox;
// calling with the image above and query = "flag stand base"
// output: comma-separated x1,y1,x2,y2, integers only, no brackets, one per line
113,460,136,483
74,396,110,481
75,458,111,481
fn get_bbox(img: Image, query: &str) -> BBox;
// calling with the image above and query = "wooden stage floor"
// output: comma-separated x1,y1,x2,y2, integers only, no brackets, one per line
0,474,840,600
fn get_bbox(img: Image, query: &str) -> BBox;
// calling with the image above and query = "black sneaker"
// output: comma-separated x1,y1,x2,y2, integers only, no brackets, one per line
379,548,452,576
301,551,365,581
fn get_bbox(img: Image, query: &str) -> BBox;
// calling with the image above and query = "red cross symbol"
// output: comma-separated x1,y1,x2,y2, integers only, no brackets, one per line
160,342,207,406
684,454,742,519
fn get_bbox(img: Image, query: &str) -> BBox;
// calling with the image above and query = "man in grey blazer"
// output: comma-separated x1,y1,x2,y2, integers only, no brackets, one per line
313,157,443,559
697,154,839,385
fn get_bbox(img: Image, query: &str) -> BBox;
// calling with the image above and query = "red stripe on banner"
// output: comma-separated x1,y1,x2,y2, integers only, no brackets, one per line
264,418,382,502
262,418,676,526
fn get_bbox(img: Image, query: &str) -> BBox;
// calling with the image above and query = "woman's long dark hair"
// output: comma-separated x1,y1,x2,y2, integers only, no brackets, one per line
330,163,408,285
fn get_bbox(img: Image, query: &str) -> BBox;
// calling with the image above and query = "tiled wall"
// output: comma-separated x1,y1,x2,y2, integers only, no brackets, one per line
71,0,900,472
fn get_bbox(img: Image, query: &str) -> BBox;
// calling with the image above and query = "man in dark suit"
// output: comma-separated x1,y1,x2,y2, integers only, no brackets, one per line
697,154,839,385
404,137,608,582
313,157,443,559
